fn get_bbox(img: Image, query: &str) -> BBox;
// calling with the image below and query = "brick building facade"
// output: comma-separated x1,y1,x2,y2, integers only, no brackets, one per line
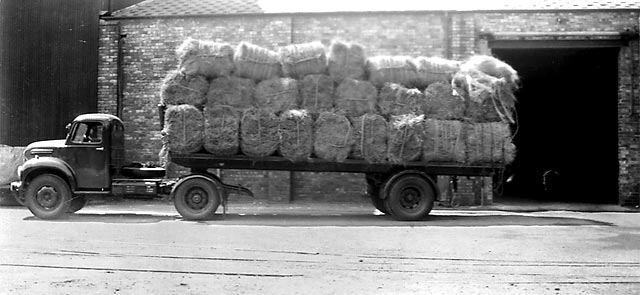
98,1,640,206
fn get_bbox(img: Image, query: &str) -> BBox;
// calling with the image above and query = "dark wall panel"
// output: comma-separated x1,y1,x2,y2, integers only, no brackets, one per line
0,0,101,146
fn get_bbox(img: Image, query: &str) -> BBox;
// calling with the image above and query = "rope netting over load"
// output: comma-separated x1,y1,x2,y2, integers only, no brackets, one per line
158,37,519,165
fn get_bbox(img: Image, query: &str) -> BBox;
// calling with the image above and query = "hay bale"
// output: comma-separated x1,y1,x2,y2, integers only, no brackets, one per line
452,55,519,123
279,41,327,79
299,74,335,116
160,71,209,107
0,146,25,185
367,56,418,88
378,83,425,117
422,82,465,120
313,112,354,162
206,76,256,110
412,56,460,89
162,105,204,153
387,114,424,164
176,38,235,78
350,114,387,163
335,78,378,118
465,95,505,123
255,77,299,114
279,110,314,161
465,122,515,164
240,108,279,157
422,119,465,163
203,105,239,156
327,40,366,83
233,42,281,81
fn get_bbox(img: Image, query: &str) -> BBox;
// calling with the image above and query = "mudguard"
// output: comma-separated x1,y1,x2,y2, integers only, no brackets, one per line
19,157,77,190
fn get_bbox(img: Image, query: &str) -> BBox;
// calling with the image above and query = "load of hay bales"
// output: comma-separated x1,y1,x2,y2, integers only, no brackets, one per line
466,122,515,164
422,82,465,120
203,105,239,156
327,40,366,83
378,83,425,117
412,56,460,89
206,76,256,111
233,42,281,81
255,77,299,114
176,38,235,78
350,114,387,163
240,108,280,157
313,112,354,162
387,114,424,164
335,78,378,118
160,71,209,107
0,145,25,186
452,55,519,123
279,110,314,161
162,105,204,154
367,56,418,88
422,119,465,163
299,74,335,117
279,41,327,79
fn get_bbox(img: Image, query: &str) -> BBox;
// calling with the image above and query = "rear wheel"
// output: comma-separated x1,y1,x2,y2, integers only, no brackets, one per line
173,176,221,220
25,174,72,219
384,174,436,221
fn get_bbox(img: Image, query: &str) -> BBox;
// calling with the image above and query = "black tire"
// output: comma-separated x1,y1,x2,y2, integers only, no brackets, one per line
25,174,72,219
68,196,87,213
173,177,221,220
384,174,436,221
366,176,388,214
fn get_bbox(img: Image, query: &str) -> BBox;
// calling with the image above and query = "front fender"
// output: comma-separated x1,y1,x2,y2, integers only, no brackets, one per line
19,157,76,190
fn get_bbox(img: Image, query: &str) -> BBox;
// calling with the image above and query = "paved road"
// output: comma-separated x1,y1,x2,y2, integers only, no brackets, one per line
1,201,639,294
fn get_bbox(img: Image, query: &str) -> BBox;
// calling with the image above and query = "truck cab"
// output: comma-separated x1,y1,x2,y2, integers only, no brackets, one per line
12,114,164,219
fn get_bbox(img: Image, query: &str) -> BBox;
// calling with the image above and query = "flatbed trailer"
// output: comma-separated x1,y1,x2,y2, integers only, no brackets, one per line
170,152,504,221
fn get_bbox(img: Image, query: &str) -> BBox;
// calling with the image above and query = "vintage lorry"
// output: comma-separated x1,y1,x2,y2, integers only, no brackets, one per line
12,113,502,221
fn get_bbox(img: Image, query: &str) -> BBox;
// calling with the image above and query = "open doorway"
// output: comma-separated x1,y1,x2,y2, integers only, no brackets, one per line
492,47,619,203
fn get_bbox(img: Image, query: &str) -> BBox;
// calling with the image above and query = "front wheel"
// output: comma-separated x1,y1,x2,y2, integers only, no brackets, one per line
172,176,221,220
384,174,436,221
25,174,72,219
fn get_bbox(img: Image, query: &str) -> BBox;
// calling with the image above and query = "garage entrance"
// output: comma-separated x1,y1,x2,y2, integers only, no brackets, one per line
491,47,619,203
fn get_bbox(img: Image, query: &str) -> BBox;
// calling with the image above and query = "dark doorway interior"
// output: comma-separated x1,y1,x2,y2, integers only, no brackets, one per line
492,47,619,203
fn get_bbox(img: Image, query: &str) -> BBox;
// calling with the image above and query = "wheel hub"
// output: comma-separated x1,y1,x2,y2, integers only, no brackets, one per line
400,188,421,210
36,186,59,209
186,188,208,210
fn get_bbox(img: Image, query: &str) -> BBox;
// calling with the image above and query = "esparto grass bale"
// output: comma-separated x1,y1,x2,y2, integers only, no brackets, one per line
313,112,354,162
206,76,256,110
233,42,281,81
412,56,460,89
378,83,426,117
203,105,239,156
367,55,418,88
335,78,378,118
279,110,314,161
279,41,327,79
422,82,465,120
465,122,515,164
350,114,387,163
327,40,366,83
387,114,424,164
0,145,26,185
160,71,209,107
422,119,465,163
240,108,279,157
255,77,300,114
176,38,235,78
299,74,335,117
162,104,204,154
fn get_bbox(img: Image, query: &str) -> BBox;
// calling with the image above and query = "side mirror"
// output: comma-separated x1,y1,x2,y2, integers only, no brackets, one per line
65,123,72,131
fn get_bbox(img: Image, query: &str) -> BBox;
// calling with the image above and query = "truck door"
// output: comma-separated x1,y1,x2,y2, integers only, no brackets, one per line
65,121,111,189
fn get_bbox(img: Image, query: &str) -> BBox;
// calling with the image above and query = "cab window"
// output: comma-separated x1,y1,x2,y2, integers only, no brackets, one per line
71,122,103,144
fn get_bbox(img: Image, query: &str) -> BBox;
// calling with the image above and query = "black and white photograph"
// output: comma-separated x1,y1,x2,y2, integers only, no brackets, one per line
1,0,639,293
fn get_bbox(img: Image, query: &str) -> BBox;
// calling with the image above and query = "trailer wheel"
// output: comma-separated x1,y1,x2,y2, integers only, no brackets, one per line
68,196,87,213
25,174,72,219
366,175,388,214
173,176,221,220
384,174,435,221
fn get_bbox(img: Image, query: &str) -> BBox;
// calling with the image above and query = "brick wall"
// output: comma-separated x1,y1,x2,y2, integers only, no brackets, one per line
98,10,640,205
